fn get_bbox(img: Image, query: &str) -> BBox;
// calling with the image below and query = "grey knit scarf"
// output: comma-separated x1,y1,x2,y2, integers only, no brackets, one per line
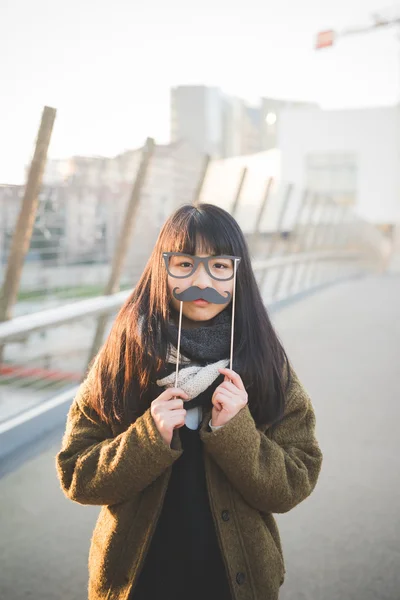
156,309,232,410
166,308,232,364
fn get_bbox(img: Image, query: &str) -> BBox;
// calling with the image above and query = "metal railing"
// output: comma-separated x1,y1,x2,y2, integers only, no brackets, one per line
0,228,384,426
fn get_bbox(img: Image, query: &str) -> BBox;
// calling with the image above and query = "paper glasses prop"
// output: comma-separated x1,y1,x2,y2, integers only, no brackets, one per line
163,252,241,387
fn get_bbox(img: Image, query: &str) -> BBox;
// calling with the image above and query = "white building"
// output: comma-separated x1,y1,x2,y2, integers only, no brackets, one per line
277,104,400,225
171,86,224,157
260,97,319,152
171,85,317,160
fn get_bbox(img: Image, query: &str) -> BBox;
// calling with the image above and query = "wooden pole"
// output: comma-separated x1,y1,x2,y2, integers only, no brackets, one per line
87,137,155,365
297,193,320,290
192,154,210,207
308,195,333,285
230,167,248,218
250,177,274,256
0,106,56,323
286,189,310,295
260,183,293,293
268,183,293,256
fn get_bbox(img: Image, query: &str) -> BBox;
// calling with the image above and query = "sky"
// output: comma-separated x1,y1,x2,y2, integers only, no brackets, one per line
1,0,400,183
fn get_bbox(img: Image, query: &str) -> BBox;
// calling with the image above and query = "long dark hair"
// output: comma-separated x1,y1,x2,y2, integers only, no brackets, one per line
87,204,291,427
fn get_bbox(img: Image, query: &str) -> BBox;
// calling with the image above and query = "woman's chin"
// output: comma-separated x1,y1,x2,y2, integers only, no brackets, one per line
183,304,224,324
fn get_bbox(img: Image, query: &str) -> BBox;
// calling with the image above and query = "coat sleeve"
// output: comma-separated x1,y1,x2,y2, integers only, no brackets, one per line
55,376,182,506
199,367,323,514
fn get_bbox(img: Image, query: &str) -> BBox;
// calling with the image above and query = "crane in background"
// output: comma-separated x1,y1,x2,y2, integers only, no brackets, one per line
315,7,400,49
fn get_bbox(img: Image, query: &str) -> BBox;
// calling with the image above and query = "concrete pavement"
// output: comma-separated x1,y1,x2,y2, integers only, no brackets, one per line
274,273,400,600
0,273,399,600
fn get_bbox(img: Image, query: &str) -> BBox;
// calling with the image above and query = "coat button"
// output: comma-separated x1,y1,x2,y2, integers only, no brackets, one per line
236,572,246,585
221,510,230,522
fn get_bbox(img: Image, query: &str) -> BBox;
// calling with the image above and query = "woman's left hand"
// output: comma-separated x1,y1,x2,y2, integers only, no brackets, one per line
211,368,248,428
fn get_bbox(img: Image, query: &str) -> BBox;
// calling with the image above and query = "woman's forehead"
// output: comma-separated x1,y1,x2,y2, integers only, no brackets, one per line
169,234,218,255
195,236,219,254
195,246,215,257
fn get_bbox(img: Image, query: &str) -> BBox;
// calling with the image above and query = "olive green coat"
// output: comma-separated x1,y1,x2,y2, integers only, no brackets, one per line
56,367,322,600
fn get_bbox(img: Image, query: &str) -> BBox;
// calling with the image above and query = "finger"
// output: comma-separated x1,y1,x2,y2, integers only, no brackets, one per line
218,368,245,391
214,389,246,412
213,400,225,413
213,403,231,414
212,391,232,406
161,410,186,426
168,409,187,420
160,387,189,401
164,399,185,411
169,410,187,427
218,380,239,394
219,381,247,406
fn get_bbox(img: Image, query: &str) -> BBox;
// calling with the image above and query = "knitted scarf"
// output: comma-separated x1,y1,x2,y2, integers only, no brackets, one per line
156,309,232,410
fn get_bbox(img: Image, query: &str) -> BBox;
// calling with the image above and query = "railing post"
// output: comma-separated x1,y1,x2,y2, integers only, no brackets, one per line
230,167,248,218
250,177,274,257
0,107,56,366
87,138,155,366
299,193,323,289
192,154,210,207
259,183,293,293
268,183,293,256
286,189,309,295
308,194,334,286
0,106,56,323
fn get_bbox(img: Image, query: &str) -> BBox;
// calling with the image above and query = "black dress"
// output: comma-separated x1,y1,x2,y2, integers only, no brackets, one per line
131,422,232,600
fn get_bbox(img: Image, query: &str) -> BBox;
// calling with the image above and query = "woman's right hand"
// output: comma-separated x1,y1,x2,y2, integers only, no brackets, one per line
151,388,188,446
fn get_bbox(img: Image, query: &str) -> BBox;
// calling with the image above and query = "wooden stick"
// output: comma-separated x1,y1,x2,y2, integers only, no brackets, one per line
193,154,210,207
230,259,239,370
175,301,183,388
87,137,155,366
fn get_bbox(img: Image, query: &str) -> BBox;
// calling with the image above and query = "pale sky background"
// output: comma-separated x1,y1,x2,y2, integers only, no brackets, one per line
1,0,400,183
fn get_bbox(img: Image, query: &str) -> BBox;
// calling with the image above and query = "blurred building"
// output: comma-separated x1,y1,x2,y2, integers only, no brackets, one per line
105,141,204,279
41,141,205,279
171,85,317,158
0,185,22,266
171,86,225,156
259,98,318,152
0,184,68,270
42,156,107,263
278,104,400,225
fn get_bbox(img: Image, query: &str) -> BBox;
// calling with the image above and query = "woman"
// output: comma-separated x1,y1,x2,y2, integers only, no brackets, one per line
56,203,323,600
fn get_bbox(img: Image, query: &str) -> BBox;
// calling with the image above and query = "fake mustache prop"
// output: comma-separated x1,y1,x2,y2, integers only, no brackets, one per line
169,258,239,390
173,286,232,304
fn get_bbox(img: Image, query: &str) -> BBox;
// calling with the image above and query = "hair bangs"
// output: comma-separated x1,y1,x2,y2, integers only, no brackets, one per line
164,205,237,257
